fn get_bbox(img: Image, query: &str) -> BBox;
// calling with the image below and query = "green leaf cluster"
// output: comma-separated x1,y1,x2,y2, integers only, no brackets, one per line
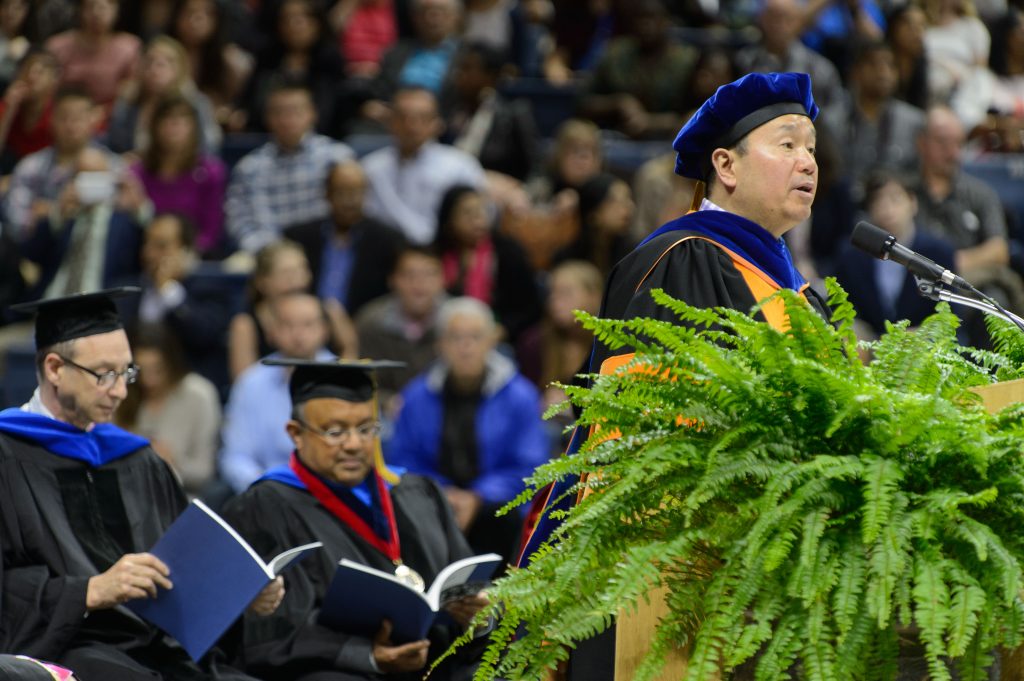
461,279,1024,681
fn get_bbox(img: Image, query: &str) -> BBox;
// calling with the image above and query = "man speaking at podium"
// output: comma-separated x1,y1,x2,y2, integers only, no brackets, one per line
520,72,834,681
595,70,830,352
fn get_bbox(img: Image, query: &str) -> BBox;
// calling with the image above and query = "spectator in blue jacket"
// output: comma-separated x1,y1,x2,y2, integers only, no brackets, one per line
387,296,549,562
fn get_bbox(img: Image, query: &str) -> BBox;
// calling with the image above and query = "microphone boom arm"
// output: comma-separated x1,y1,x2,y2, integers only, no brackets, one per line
915,277,1024,330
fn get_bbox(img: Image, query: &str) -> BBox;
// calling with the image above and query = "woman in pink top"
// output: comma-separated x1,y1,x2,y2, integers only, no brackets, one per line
330,0,397,77
131,95,227,257
44,0,141,110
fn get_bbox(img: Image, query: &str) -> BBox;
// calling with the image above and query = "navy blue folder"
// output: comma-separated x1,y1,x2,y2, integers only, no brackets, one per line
318,553,502,642
127,499,321,661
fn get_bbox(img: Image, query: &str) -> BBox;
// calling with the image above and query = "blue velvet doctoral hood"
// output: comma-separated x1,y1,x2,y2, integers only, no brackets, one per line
258,462,406,493
0,409,150,467
259,464,307,490
640,209,807,291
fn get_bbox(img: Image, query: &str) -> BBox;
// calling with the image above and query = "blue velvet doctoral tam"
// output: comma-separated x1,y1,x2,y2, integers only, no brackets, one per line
672,72,819,179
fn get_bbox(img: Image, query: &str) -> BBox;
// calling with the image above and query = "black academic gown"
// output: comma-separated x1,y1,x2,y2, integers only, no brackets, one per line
221,473,480,681
0,432,255,681
536,212,831,681
589,224,831,374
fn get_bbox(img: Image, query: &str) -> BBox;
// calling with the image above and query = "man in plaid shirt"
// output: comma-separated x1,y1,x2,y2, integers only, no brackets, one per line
226,80,354,253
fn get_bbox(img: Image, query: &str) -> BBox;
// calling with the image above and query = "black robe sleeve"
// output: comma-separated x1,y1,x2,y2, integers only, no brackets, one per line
0,555,90,658
0,432,93,658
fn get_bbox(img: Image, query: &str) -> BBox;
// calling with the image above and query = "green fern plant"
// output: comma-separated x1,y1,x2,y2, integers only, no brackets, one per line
456,279,1024,681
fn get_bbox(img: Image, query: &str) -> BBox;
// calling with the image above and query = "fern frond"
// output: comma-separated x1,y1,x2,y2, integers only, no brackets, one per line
913,551,953,681
862,456,903,544
833,540,868,639
946,576,986,657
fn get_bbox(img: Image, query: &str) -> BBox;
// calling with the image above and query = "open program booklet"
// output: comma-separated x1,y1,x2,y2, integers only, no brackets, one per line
128,499,322,660
318,553,502,642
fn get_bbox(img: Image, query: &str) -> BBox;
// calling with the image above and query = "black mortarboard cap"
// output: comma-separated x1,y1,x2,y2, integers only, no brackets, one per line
262,358,407,405
9,287,140,348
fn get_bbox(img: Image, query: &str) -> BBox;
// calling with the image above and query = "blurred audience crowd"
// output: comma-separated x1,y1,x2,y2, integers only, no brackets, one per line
3,0,1024,556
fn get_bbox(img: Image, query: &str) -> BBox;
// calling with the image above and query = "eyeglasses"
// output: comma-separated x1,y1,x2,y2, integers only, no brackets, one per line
295,418,381,445
58,355,139,388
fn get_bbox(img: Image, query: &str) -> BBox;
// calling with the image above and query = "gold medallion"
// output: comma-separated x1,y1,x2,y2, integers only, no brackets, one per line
394,563,426,592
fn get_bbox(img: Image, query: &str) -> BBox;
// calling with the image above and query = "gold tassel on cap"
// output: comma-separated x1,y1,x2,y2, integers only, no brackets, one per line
688,180,706,214
371,393,401,484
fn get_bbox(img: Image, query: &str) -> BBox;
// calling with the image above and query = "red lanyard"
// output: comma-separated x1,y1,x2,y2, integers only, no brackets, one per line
290,453,401,563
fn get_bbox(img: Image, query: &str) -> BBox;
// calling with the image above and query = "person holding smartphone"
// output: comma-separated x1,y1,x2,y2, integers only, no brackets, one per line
18,146,149,299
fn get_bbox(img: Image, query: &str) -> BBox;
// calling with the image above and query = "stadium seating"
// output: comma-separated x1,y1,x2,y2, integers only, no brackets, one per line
497,79,580,138
1,344,36,409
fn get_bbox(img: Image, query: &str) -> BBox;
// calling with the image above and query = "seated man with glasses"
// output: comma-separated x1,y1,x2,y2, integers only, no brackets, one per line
221,358,490,681
0,288,279,681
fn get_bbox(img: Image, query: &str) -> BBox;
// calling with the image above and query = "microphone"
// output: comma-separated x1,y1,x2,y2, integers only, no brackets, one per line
850,221,972,291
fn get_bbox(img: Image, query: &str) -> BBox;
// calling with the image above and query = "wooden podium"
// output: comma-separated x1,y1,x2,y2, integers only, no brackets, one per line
974,379,1024,681
972,377,1024,414
611,378,1024,681
615,584,693,680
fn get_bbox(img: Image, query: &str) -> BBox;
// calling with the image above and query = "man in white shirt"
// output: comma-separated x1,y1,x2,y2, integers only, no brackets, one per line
362,87,486,245
219,291,334,493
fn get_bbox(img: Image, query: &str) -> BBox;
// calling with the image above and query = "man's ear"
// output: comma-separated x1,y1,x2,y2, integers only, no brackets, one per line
286,420,303,451
710,147,739,191
42,353,63,386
